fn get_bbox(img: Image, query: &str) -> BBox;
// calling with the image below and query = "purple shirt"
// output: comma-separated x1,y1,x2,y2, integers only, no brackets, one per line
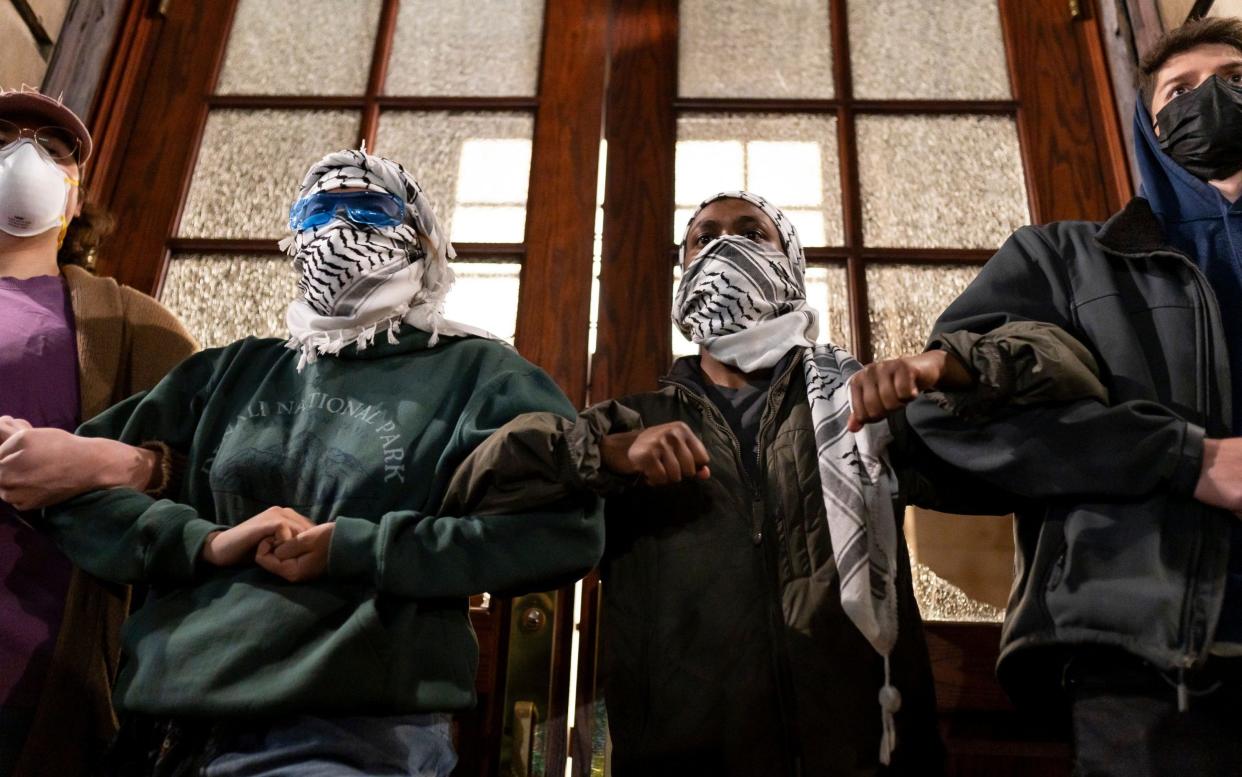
0,274,79,710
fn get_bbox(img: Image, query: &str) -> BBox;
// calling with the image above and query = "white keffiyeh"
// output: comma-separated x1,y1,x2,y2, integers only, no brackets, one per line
280,148,499,370
674,191,903,765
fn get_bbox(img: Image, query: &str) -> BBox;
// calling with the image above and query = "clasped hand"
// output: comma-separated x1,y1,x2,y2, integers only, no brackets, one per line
201,506,335,582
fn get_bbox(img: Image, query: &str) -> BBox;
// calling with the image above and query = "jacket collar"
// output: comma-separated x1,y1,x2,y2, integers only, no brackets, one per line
661,348,803,397
1093,197,1181,259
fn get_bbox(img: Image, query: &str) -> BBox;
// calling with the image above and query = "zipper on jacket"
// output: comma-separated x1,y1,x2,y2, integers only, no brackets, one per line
1146,247,1222,668
662,354,804,774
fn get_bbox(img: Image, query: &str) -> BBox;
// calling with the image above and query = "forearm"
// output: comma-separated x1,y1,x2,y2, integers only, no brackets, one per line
906,396,1202,501
328,501,605,598
44,488,220,585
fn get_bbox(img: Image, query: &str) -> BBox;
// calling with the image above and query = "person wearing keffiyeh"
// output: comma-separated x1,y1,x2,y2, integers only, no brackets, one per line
6,148,603,776
445,191,1110,776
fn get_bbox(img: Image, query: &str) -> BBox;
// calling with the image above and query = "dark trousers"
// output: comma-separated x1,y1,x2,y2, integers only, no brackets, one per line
1065,650,1242,777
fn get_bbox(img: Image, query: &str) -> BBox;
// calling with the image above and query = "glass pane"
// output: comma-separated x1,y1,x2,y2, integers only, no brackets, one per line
849,0,1010,100
161,254,296,348
162,254,519,349
215,0,382,96
675,114,843,246
856,115,1028,249
375,111,534,243
672,263,850,356
679,0,833,98
178,109,360,240
866,263,980,361
385,0,544,96
443,262,521,343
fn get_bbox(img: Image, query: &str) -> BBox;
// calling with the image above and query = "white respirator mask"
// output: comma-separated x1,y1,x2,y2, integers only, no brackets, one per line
0,139,76,239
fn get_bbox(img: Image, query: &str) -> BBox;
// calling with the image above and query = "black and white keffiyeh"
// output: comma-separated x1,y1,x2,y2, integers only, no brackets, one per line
280,148,498,370
674,191,903,765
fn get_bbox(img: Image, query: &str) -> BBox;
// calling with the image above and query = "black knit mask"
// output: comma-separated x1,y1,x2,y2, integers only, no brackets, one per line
1156,75,1242,181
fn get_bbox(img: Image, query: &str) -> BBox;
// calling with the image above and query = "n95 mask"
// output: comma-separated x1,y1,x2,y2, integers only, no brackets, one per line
0,140,74,238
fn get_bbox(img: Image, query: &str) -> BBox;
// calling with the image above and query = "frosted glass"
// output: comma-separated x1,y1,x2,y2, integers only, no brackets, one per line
866,263,979,361
676,114,842,246
162,254,520,349
216,0,381,96
179,110,360,240
856,115,1028,249
671,263,849,356
385,0,543,96
679,0,833,98
375,111,534,243
161,255,296,348
443,262,521,343
849,0,1010,100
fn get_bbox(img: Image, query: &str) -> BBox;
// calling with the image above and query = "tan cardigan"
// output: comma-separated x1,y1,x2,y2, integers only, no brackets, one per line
14,265,197,777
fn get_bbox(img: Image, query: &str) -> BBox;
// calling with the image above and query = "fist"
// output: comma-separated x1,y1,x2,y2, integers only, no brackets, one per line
847,351,972,432
201,507,314,567
601,422,711,486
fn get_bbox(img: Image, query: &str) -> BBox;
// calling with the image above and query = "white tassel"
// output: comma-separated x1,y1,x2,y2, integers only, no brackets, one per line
878,654,902,766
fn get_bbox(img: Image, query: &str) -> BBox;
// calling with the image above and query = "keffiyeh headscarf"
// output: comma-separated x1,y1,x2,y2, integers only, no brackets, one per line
674,191,904,765
280,148,497,370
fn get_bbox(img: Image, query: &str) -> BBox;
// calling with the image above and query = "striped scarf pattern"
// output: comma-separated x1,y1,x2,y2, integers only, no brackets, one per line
675,191,902,765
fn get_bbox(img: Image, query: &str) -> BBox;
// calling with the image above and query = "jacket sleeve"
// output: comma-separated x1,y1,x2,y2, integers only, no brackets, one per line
436,399,645,517
326,368,606,598
904,226,1204,501
42,349,227,585
119,286,200,397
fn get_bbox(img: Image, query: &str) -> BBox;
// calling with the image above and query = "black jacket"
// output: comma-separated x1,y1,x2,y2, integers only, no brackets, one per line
907,198,1229,709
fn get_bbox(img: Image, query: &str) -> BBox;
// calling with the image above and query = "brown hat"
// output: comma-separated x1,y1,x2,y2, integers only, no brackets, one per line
0,87,92,163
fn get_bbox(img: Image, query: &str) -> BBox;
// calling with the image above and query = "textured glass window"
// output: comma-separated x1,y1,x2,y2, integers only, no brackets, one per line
161,254,296,348
675,114,843,246
866,263,979,361
375,111,534,243
849,0,1010,100
178,110,360,240
215,0,382,96
678,0,833,99
671,263,850,357
856,115,1028,249
162,254,519,349
443,262,521,343
385,0,544,96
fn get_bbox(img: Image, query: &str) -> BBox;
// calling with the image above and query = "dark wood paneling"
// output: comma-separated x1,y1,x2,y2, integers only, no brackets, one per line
926,623,1072,777
95,0,240,293
592,0,678,402
1001,0,1117,224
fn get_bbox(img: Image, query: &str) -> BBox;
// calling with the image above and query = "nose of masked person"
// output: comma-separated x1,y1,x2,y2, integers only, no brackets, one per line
0,139,76,239
1156,74,1242,181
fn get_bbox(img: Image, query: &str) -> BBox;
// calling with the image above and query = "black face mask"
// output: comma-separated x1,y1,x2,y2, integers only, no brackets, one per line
1156,75,1242,181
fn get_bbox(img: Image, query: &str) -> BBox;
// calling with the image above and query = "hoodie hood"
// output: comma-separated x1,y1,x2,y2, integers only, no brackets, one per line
1134,99,1241,230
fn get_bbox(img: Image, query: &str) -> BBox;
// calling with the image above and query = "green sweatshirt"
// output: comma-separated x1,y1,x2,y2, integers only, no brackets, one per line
43,328,603,717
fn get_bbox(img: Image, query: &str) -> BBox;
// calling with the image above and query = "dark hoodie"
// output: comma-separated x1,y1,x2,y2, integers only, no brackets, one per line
1135,100,1242,643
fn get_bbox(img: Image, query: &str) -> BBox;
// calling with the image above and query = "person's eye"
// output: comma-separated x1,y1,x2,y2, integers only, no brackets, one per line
1171,85,1189,99
744,229,764,242
1230,73,1242,84
694,233,713,246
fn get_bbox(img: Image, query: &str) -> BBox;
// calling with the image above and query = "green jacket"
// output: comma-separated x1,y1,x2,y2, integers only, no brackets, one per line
452,322,1106,777
42,329,604,718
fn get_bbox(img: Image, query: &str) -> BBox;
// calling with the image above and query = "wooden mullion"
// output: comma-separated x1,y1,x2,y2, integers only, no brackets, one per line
208,95,367,109
858,247,994,265
828,0,871,362
360,0,400,149
674,97,1017,115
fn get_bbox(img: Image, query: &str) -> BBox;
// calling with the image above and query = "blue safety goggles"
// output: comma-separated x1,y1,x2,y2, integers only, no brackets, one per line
288,190,406,231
